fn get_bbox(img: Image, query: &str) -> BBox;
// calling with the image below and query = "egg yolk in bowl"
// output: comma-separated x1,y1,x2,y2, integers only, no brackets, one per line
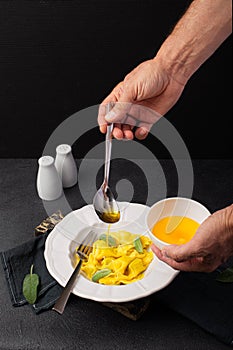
151,216,200,245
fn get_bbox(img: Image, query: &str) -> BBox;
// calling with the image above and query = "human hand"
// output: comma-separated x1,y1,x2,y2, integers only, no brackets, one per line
98,58,186,140
151,204,233,272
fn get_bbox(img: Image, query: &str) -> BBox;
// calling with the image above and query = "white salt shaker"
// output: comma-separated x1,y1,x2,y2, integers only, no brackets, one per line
36,156,63,200
55,144,77,188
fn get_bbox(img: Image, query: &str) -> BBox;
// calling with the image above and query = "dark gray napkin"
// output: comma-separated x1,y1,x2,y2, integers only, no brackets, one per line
1,232,62,314
155,259,233,346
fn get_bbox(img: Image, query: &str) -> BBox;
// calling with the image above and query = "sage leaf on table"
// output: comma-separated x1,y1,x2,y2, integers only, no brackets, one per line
216,267,233,283
23,264,39,304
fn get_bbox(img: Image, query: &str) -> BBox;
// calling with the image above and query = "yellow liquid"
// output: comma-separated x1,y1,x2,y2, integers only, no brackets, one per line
152,216,200,245
96,210,120,224
106,223,111,246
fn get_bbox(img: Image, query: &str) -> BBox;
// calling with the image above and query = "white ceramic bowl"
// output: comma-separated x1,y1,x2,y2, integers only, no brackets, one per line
146,197,211,249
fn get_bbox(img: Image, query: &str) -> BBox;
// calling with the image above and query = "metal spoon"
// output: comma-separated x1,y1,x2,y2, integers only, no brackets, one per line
93,104,120,223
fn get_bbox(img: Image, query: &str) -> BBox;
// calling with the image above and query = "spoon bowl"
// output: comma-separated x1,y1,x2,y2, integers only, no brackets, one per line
93,184,120,223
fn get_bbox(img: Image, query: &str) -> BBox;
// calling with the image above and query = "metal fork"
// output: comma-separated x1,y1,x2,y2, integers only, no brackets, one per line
52,230,97,314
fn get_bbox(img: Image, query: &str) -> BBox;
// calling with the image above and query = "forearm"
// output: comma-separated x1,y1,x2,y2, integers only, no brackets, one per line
155,0,232,84
223,203,233,243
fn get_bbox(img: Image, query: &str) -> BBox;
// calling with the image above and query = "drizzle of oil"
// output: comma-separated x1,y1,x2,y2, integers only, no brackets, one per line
96,210,120,224
106,223,111,246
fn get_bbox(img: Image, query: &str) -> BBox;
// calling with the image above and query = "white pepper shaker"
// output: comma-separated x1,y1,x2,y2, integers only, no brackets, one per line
55,144,77,188
37,156,63,200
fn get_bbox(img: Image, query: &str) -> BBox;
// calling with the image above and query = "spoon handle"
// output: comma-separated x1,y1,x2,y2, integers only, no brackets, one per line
104,103,114,186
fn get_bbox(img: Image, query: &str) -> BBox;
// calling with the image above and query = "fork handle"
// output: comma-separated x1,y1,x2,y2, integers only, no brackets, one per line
52,259,83,314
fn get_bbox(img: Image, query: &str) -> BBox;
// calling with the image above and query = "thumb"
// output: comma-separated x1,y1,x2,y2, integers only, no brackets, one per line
105,88,134,124
162,243,196,262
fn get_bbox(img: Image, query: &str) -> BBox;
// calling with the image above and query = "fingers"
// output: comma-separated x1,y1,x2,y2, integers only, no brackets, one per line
162,242,198,262
151,244,199,271
151,244,217,272
106,104,154,140
158,254,206,272
130,103,162,125
97,77,162,139
122,124,134,140
112,124,134,140
98,82,124,133
98,99,137,140
151,244,163,259
134,127,148,140
105,102,132,125
98,96,116,134
104,82,134,124
129,103,161,140
98,81,133,137
112,123,124,140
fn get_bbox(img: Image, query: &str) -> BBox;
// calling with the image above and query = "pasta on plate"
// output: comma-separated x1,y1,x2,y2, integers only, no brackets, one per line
75,230,153,285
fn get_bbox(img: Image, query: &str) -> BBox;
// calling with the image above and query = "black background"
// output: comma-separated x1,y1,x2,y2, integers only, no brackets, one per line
0,0,232,159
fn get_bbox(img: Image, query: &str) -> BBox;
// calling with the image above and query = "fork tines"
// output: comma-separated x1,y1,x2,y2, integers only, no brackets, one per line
76,230,97,258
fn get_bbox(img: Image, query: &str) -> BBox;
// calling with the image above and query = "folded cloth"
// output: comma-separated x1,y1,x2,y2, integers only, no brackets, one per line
155,258,233,346
1,232,63,314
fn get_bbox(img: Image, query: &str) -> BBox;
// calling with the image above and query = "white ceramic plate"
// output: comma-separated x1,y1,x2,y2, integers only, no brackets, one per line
44,202,179,302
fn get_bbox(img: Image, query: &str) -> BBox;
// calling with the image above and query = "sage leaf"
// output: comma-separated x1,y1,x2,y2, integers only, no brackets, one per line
99,234,117,247
23,265,39,304
92,269,112,282
134,237,143,253
216,267,233,283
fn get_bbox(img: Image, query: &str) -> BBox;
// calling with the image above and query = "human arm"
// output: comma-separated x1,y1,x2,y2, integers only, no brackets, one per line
151,204,233,272
98,0,232,139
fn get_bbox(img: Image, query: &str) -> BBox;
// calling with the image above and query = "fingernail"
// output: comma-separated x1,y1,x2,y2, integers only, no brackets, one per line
105,110,116,122
139,128,147,136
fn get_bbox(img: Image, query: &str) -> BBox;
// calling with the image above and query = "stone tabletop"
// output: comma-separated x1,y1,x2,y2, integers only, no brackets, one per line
0,159,232,350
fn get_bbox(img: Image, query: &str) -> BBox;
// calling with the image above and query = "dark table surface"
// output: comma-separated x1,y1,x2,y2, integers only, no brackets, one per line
0,158,233,350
